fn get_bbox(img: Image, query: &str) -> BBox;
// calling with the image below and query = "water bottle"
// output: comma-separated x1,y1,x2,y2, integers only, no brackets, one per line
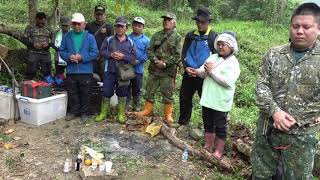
63,158,71,173
181,147,188,162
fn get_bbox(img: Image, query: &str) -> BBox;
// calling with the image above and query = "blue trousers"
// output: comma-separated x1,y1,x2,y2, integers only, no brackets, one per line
103,72,128,98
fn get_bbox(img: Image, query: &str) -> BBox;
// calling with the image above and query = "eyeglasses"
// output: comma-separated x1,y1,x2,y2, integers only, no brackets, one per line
217,42,229,47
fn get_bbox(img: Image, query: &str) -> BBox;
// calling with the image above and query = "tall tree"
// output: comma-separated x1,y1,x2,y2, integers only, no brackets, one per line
28,0,38,25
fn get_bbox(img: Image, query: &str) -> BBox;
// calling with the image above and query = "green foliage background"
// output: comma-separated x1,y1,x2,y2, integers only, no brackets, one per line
0,0,308,178
0,0,301,130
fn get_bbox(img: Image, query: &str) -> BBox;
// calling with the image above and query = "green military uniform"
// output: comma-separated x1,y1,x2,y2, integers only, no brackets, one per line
145,28,182,103
24,25,53,55
23,25,53,79
251,40,320,179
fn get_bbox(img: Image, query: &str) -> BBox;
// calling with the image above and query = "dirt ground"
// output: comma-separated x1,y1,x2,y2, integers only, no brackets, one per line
0,117,250,180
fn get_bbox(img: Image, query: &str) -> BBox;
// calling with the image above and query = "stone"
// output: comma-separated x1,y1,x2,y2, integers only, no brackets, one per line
189,128,204,141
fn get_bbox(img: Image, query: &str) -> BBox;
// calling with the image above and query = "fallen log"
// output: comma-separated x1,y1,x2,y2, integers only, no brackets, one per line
234,138,252,157
159,121,234,172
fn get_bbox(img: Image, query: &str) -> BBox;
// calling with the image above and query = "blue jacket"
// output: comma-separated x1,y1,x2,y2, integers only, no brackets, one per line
185,28,214,69
128,33,150,74
59,30,98,74
100,35,136,73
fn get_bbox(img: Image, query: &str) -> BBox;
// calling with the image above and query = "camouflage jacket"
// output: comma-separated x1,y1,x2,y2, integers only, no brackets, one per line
147,29,182,77
23,25,53,54
256,40,320,135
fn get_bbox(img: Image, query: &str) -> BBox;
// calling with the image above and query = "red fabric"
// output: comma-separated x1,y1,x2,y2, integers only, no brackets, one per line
22,81,49,98
31,81,49,98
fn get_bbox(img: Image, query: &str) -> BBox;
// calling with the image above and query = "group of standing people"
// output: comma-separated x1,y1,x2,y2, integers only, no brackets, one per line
20,2,320,179
21,4,240,160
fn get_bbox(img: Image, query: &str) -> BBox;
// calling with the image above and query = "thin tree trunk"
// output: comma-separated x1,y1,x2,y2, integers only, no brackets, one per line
28,0,38,25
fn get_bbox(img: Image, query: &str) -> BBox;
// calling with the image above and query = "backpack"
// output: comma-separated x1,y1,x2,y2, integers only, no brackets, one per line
184,29,218,54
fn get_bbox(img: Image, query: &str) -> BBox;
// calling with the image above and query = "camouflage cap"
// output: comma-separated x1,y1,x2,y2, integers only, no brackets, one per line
60,17,70,26
161,12,177,20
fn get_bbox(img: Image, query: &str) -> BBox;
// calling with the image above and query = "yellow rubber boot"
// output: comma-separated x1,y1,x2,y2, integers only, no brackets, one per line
134,101,154,117
164,103,174,125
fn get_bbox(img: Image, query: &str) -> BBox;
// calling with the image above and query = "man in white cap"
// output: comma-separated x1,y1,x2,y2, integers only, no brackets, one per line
59,13,99,123
126,17,150,111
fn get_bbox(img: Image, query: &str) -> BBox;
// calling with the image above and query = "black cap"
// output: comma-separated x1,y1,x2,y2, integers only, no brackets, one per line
115,16,129,26
95,5,105,14
192,7,213,21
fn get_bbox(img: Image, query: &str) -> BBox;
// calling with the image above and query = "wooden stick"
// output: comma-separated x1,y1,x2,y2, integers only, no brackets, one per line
160,121,234,172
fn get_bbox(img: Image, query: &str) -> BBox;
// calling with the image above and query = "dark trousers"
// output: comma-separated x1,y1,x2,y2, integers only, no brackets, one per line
179,72,203,125
66,74,92,116
93,58,104,81
103,72,128,98
55,64,66,76
202,106,228,139
25,53,51,79
128,73,143,97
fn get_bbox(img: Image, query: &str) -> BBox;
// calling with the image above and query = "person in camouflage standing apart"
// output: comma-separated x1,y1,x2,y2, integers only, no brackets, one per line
135,12,182,125
23,12,54,83
251,3,320,179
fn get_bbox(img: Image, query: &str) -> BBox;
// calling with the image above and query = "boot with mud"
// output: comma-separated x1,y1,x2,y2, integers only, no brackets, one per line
212,138,225,159
117,97,127,124
134,100,154,117
203,132,216,153
95,97,110,122
164,103,174,125
132,96,141,111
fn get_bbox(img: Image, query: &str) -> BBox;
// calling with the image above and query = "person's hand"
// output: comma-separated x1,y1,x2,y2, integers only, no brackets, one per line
155,60,166,69
70,54,78,63
115,52,124,61
112,51,124,61
33,43,42,49
186,67,197,77
204,62,215,72
75,54,82,61
272,111,296,131
41,42,49,48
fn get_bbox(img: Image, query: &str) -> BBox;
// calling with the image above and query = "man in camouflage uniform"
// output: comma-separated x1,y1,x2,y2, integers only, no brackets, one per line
251,3,320,179
23,12,54,82
85,4,114,80
135,12,182,125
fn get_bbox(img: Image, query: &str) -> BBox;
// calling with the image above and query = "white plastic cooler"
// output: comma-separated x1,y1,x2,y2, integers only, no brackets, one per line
0,91,19,120
16,93,67,125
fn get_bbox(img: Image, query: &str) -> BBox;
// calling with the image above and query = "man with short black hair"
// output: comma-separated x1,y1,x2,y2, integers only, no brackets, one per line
127,17,150,111
251,3,320,179
23,12,54,82
86,4,114,80
178,7,218,129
